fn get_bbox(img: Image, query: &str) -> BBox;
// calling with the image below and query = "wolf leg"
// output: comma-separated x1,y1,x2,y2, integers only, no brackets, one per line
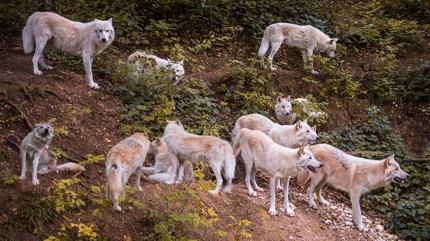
315,181,329,206
251,165,263,192
209,161,223,194
33,37,48,75
245,160,257,197
136,167,143,191
307,174,323,208
268,41,282,71
82,53,99,89
20,149,27,180
276,178,283,191
268,176,278,215
31,152,41,185
39,56,53,70
306,49,319,75
350,192,365,231
282,177,294,216
301,50,308,68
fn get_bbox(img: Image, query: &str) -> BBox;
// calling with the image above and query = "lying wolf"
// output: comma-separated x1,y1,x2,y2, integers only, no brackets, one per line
258,23,338,74
22,12,114,89
233,128,322,216
275,95,297,125
162,120,236,194
143,138,193,184
105,133,150,211
127,51,185,84
20,123,85,185
297,144,409,231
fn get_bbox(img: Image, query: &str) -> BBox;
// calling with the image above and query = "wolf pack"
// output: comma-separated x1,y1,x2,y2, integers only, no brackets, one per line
18,12,409,233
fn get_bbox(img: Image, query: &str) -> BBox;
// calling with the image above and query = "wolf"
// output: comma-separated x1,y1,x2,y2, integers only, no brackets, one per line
128,51,185,84
297,144,409,231
162,120,236,194
275,95,297,125
231,113,318,190
232,128,322,216
105,133,150,211
258,23,338,74
22,12,115,89
143,138,193,184
19,123,54,185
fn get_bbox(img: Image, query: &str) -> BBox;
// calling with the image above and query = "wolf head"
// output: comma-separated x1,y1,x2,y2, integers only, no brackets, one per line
297,145,322,173
275,95,292,117
34,123,54,140
383,155,408,184
149,138,166,155
167,59,185,79
325,38,338,58
295,120,318,146
93,18,115,45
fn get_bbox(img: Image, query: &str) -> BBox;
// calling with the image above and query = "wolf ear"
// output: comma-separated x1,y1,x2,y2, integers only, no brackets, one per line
178,60,184,65
108,18,112,24
311,125,316,132
384,155,395,167
34,123,42,129
299,147,305,155
286,95,291,102
175,118,182,125
296,120,302,130
329,38,338,45
276,96,283,103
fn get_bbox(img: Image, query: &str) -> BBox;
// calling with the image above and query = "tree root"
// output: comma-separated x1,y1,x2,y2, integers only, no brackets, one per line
1,90,33,130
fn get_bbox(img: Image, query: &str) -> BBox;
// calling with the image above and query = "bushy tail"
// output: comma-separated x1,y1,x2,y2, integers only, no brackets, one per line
223,144,236,181
56,162,86,177
22,22,34,54
296,170,310,186
232,130,242,157
106,163,123,196
257,27,271,58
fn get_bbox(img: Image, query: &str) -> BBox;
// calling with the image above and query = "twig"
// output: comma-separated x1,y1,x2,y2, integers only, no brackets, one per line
1,90,33,130
5,136,20,150
21,85,33,106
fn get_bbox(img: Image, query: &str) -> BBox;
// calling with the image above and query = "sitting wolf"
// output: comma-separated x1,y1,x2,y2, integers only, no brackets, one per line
258,23,338,74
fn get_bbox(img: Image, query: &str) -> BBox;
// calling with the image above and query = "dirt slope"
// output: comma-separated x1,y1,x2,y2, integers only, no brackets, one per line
0,41,398,241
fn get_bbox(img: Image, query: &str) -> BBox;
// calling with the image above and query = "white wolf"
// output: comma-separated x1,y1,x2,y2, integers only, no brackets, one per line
233,128,322,216
143,138,193,184
105,133,150,211
258,23,338,74
275,95,296,125
128,51,185,85
297,144,409,231
162,120,236,194
232,113,318,190
22,12,115,89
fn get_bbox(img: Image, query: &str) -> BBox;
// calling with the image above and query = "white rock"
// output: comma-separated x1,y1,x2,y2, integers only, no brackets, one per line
324,219,333,225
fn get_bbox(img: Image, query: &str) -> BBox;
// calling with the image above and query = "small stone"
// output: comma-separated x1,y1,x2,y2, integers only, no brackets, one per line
375,224,384,231
324,219,332,225
344,221,353,226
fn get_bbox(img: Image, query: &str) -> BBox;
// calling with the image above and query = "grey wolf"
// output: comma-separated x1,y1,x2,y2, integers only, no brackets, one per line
275,95,296,125
20,123,54,185
297,144,409,231
232,128,322,216
258,23,338,74
22,12,115,89
105,133,150,211
162,120,236,194
128,51,185,85
143,138,193,184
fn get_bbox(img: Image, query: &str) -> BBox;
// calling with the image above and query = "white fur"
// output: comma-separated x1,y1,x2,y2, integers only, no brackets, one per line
128,51,185,84
258,23,338,74
22,12,114,89
275,95,296,125
162,120,236,194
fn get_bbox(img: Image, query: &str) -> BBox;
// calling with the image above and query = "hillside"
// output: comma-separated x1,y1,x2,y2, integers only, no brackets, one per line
1,0,429,240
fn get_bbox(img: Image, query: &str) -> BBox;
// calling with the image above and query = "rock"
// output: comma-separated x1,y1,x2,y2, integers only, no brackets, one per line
324,219,333,225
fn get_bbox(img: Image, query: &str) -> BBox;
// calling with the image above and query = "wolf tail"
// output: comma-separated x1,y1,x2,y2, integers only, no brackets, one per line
296,170,310,186
232,129,242,157
257,26,271,58
223,143,236,181
106,163,123,196
22,18,34,54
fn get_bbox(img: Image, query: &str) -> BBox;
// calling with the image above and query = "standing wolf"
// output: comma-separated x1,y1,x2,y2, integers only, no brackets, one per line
22,12,115,89
297,144,409,231
162,120,236,194
258,23,338,74
233,128,322,216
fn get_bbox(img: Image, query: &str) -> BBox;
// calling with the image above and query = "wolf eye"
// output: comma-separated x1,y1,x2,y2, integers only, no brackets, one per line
281,105,285,108
306,130,310,133
99,30,103,33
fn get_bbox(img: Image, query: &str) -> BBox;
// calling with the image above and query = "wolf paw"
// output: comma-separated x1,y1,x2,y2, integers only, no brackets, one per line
309,202,318,209
282,207,295,217
223,186,232,193
248,190,257,197
113,205,122,212
268,208,277,216
137,186,143,192
32,179,40,185
33,70,42,75
270,66,278,71
209,189,219,195
255,186,264,192
319,198,329,206
356,223,368,232
89,82,100,89
43,65,53,70
276,184,283,191
289,203,296,210
19,174,26,180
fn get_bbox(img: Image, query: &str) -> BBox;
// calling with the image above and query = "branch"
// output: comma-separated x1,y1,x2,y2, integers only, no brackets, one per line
1,90,33,130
